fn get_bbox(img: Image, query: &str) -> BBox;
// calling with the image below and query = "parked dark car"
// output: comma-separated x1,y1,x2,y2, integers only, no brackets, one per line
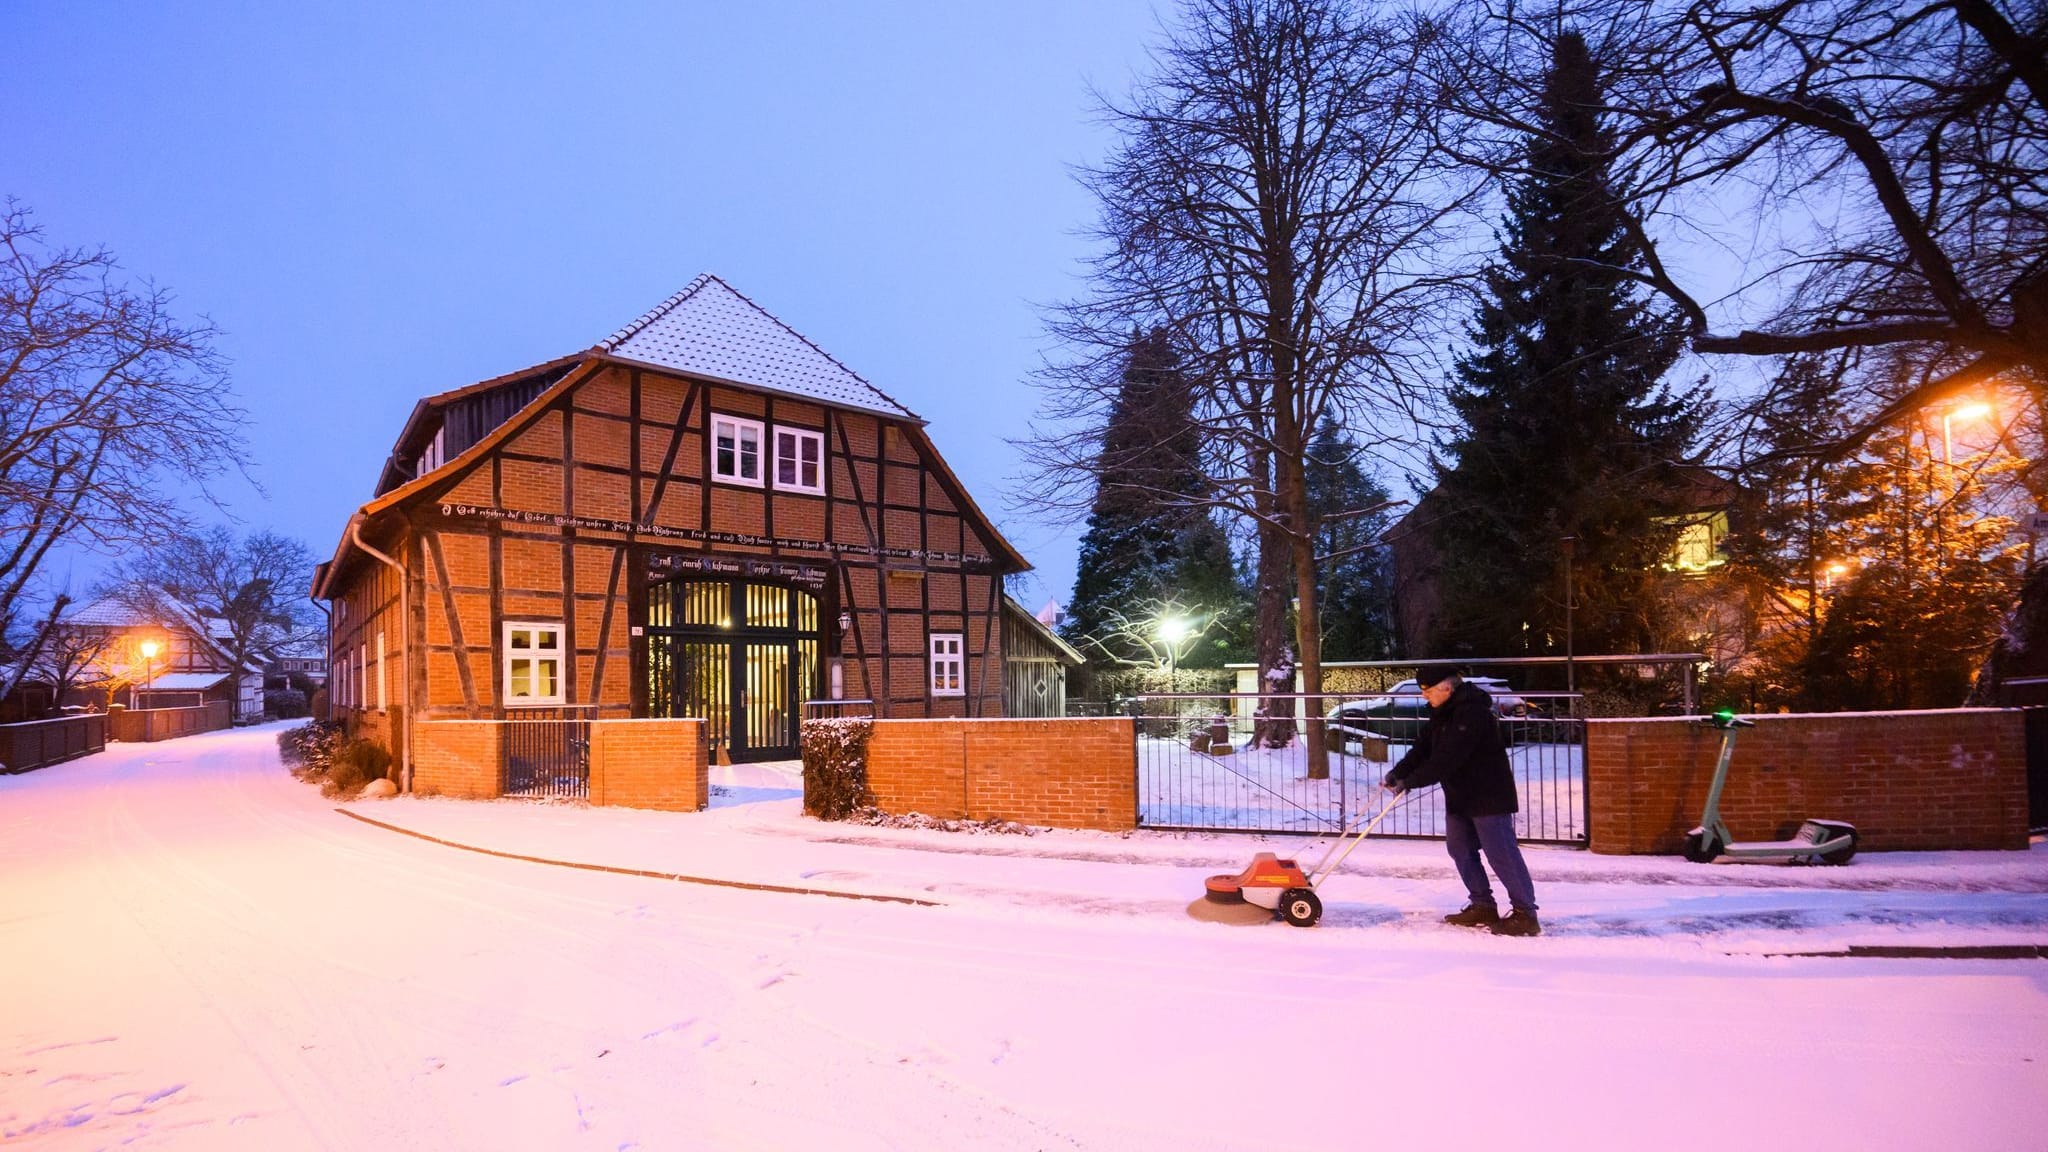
1325,678,1536,747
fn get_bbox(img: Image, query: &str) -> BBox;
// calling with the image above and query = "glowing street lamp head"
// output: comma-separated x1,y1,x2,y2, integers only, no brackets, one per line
139,640,161,660
1824,562,1848,577
1951,400,1993,424
1158,617,1189,644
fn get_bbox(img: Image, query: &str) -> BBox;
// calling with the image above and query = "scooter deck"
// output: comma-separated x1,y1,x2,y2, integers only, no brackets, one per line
1723,839,1852,856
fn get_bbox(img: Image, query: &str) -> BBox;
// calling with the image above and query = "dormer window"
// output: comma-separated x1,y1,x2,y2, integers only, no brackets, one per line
416,427,447,478
711,414,764,487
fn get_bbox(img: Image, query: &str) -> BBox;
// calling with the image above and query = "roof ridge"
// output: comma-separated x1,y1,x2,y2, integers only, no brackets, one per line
597,273,717,352
699,275,921,421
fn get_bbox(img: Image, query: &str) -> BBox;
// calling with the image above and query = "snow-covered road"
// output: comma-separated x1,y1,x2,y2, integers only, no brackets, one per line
4,723,2045,1151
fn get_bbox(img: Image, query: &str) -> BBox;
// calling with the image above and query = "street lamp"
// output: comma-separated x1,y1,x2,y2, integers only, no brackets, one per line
1821,561,1848,593
1157,617,1189,682
1942,400,1994,466
138,639,161,707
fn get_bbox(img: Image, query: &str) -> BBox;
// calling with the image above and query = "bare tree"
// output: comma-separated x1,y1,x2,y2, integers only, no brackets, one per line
1434,0,2045,447
105,527,318,683
1424,0,2048,696
1029,0,1470,774
0,201,244,699
33,615,125,710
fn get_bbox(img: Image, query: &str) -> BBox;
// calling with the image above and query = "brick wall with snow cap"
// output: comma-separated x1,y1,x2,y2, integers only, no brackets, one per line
863,717,1137,831
1585,709,2028,854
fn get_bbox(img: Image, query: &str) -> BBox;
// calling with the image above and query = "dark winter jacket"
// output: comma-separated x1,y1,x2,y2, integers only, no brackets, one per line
1384,680,1518,817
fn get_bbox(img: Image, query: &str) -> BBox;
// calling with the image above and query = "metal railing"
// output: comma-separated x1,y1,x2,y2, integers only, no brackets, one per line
502,713,591,799
1124,691,1588,845
802,699,877,721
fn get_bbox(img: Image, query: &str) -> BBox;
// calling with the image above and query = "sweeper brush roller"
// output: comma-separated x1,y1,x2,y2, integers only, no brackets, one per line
1193,793,1408,928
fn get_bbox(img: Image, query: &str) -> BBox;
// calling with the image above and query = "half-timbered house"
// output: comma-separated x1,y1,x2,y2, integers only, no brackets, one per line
313,276,1032,782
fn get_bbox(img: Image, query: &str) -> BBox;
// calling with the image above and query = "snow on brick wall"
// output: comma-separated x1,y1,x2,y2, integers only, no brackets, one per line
865,718,1136,831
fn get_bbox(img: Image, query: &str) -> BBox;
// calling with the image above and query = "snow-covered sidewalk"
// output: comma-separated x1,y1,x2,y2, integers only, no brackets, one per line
4,723,2045,1152
347,756,2048,958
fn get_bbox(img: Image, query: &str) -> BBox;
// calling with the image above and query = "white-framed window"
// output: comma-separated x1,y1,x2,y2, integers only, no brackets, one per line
357,644,368,714
710,414,764,487
503,622,565,707
376,631,388,712
929,633,964,697
772,425,825,494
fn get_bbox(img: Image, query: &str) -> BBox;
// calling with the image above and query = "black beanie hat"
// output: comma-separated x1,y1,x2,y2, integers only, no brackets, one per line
1414,664,1460,689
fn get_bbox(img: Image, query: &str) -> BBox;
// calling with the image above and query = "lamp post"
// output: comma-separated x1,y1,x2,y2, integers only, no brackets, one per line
1158,616,1189,685
138,639,160,708
1560,536,1576,696
1942,400,1994,467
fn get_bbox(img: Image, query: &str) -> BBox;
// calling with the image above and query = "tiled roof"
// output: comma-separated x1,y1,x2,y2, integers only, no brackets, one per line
66,597,152,627
598,275,918,420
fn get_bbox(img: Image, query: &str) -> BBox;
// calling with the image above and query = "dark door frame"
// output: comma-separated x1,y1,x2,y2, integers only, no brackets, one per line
642,573,822,762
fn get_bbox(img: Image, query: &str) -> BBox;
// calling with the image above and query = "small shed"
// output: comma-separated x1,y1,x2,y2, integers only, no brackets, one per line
1002,596,1082,719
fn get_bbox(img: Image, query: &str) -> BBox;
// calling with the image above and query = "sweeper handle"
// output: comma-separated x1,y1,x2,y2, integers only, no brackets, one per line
1305,790,1411,889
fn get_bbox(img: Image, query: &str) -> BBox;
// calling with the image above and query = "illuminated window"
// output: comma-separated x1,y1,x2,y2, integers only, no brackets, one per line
503,622,564,707
773,426,825,494
711,414,764,487
929,633,964,697
1663,513,1728,574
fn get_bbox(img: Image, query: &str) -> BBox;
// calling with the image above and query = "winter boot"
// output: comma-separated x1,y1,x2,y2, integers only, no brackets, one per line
1443,902,1500,928
1490,909,1541,937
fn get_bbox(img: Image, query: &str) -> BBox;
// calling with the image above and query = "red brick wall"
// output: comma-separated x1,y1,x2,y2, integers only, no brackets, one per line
413,721,502,800
864,718,1136,831
1586,710,2028,854
589,718,708,812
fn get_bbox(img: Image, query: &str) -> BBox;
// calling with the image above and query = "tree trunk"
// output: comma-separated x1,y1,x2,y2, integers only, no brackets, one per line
1274,433,1329,779
1251,446,1297,749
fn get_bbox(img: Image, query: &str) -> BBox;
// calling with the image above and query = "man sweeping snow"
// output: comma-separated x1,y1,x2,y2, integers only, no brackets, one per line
1382,666,1540,937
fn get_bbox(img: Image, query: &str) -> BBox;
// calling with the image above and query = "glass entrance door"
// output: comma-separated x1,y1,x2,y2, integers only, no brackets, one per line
645,575,820,761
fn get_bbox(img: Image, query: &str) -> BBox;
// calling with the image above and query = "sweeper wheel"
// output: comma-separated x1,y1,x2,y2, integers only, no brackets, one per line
1682,830,1722,864
1280,888,1322,928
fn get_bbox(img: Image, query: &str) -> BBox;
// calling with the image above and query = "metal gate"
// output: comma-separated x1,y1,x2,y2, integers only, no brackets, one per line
503,714,591,799
645,576,820,762
1127,692,1588,845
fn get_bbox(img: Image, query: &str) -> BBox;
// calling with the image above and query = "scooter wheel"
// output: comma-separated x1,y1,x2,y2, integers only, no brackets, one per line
1820,831,1857,866
1682,831,1721,864
1280,888,1323,927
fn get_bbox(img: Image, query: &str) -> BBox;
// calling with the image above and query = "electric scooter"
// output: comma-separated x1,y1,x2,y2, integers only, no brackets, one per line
1682,710,1858,865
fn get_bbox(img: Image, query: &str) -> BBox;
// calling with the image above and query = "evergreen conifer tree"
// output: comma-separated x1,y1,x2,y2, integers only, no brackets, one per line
1428,31,1704,659
1063,331,1242,667
1304,419,1395,660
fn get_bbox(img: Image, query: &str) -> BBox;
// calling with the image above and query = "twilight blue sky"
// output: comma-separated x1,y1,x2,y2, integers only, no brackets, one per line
5,1,1169,607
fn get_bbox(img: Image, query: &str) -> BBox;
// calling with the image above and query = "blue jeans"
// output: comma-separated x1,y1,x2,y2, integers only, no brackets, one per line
1445,812,1538,913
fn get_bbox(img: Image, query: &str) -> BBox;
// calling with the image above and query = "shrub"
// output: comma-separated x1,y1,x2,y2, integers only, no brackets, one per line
278,720,347,769
327,739,392,796
266,689,309,719
800,717,873,820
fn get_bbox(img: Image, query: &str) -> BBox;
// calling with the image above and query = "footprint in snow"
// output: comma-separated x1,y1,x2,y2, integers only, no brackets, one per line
499,1073,528,1087
640,1019,697,1041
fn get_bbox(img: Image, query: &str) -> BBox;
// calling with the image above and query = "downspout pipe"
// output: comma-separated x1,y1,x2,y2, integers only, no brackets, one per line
351,520,414,793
